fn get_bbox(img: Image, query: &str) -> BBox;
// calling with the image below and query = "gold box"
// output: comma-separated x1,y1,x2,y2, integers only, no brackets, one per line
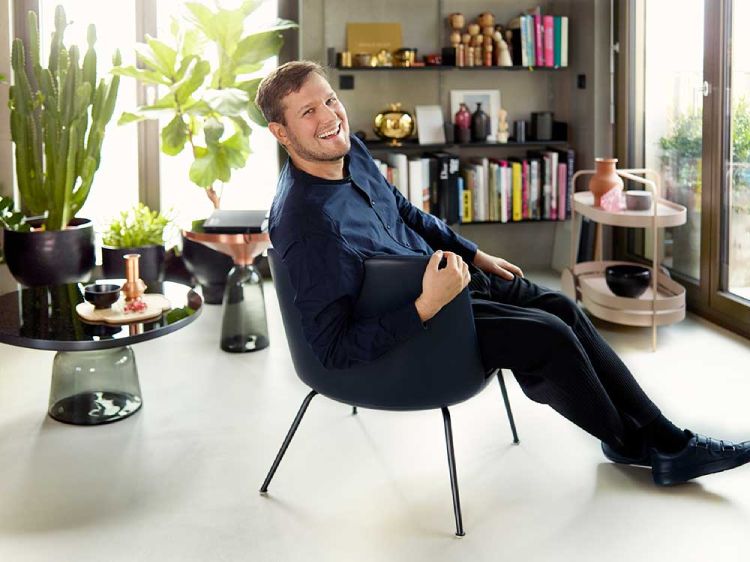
346,23,402,55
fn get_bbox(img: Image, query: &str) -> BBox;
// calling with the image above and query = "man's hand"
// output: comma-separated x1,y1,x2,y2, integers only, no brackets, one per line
472,249,524,280
415,250,470,323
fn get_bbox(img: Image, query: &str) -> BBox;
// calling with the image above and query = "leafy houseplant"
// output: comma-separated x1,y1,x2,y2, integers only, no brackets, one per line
4,6,120,286
114,1,296,302
101,203,174,282
114,0,296,210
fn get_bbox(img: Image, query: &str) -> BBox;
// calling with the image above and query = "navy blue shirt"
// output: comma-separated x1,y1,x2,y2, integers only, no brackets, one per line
269,135,478,369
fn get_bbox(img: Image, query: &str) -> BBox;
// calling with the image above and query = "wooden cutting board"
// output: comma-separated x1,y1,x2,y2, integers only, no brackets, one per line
76,294,172,324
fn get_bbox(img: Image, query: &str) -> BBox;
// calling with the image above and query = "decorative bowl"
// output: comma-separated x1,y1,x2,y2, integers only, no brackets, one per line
83,283,122,309
605,265,651,298
625,190,653,211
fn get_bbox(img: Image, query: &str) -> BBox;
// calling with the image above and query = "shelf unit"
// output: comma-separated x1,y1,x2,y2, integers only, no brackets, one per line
333,65,567,72
561,169,687,350
364,140,568,151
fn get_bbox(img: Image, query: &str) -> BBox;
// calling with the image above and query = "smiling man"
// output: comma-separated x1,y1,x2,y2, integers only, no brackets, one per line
257,60,750,486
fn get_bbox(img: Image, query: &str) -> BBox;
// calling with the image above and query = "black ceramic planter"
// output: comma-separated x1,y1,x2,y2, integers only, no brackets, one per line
3,217,95,286
181,234,234,304
102,245,166,282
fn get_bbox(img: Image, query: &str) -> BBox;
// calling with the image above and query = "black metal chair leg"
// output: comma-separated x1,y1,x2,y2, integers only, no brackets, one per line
497,370,520,444
260,390,318,493
441,407,465,537
352,406,358,415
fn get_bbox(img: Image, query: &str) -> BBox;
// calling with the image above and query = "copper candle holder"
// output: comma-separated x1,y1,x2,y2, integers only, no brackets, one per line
122,253,147,302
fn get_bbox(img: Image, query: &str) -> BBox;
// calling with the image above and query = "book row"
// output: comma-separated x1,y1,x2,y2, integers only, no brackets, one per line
506,7,569,68
372,148,575,224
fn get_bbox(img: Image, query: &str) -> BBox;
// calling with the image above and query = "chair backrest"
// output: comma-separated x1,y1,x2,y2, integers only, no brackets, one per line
269,248,491,411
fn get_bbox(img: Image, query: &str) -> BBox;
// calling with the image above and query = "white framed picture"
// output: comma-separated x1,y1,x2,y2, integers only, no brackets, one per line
450,89,502,142
415,105,446,145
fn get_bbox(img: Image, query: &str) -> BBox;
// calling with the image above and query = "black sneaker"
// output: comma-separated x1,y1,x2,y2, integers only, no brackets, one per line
601,441,652,468
651,430,750,486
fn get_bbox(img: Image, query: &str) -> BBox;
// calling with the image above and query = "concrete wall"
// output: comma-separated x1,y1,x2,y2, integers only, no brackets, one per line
300,0,613,270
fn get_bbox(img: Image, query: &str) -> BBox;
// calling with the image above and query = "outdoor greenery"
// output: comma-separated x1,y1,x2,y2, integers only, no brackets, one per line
102,203,173,248
114,0,296,210
659,96,750,189
9,6,120,230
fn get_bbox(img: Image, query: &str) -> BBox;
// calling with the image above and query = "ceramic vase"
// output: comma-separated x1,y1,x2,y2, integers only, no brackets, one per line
471,102,490,142
589,158,624,207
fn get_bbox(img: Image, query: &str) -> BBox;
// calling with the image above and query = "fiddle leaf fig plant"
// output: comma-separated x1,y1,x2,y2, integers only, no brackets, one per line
114,1,297,210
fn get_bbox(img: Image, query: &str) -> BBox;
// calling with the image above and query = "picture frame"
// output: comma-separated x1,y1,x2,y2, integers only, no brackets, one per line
450,89,502,142
415,105,446,145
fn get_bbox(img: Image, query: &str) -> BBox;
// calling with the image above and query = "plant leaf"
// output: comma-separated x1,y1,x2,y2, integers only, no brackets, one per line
161,115,189,156
203,88,249,116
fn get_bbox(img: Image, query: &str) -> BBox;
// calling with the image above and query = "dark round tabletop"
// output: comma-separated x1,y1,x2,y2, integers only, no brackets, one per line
0,280,203,352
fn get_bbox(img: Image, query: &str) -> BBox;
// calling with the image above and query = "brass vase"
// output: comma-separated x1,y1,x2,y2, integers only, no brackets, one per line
589,158,624,207
373,103,415,146
122,253,147,302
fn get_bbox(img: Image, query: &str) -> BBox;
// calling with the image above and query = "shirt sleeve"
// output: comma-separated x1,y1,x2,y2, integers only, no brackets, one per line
387,180,479,263
281,228,427,370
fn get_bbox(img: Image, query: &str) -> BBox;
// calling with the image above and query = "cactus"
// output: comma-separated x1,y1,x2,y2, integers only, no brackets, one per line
8,5,120,231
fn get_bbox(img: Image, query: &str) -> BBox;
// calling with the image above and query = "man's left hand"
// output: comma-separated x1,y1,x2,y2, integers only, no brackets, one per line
472,249,524,280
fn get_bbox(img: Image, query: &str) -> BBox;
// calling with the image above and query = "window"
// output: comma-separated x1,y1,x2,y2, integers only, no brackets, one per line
28,0,283,234
621,0,750,336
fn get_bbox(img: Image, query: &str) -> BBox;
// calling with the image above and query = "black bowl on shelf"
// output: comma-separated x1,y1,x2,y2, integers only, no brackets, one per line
83,283,122,309
604,265,651,298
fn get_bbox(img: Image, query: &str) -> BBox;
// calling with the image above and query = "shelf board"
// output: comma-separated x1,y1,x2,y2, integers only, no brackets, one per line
454,218,568,226
333,65,568,72
573,191,687,228
365,140,568,151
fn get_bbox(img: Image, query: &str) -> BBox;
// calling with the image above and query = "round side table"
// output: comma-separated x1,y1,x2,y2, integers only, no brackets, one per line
0,281,203,425
183,230,271,352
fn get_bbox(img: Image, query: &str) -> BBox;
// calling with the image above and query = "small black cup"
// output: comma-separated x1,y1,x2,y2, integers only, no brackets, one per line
83,283,122,309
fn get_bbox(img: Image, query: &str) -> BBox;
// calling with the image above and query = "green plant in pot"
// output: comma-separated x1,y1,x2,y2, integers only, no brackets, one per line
101,203,174,282
4,6,120,286
114,0,295,303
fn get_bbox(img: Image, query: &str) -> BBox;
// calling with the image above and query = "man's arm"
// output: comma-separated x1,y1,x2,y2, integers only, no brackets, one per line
387,181,479,264
282,231,427,370
386,179,524,280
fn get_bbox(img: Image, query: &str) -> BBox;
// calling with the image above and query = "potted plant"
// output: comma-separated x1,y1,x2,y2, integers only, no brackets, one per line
4,6,120,286
101,203,174,281
114,1,295,302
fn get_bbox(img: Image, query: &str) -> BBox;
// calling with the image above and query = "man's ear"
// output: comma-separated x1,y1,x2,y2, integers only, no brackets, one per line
267,122,288,146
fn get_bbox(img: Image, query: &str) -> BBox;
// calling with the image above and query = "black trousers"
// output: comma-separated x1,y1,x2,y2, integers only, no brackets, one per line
469,266,661,447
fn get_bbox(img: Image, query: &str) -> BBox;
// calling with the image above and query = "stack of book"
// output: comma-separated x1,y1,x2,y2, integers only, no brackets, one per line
506,6,569,68
372,148,575,225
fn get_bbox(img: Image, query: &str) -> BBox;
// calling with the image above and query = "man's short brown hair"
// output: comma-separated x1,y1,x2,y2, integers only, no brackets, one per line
255,61,328,125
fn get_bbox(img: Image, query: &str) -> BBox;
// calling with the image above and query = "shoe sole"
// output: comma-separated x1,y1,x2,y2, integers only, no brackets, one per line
653,455,750,486
602,444,651,468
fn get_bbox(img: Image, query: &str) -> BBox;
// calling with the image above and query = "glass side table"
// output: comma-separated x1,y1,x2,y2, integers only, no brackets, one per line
183,230,271,353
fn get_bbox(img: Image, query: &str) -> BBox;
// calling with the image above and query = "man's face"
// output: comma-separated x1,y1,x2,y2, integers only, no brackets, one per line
273,73,351,163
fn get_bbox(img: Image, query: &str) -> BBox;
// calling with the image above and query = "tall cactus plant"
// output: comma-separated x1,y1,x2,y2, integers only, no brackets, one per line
9,6,120,231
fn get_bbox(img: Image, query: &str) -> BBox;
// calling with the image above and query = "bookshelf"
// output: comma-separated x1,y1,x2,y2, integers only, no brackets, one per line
364,140,568,151
334,66,566,72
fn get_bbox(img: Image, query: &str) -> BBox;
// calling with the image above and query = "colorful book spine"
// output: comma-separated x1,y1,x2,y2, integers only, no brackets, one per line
519,15,529,67
543,15,554,68
561,17,569,67
462,189,472,223
534,13,544,66
557,163,567,219
522,160,530,219
553,16,562,68
511,161,522,221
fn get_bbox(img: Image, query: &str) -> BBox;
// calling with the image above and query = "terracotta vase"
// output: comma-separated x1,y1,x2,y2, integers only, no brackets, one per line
589,157,624,207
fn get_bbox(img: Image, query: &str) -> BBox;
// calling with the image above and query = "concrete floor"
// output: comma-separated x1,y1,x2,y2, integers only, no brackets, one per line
1,270,750,562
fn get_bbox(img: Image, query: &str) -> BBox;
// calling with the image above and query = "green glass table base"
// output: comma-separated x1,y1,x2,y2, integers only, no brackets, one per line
221,264,270,353
48,346,142,425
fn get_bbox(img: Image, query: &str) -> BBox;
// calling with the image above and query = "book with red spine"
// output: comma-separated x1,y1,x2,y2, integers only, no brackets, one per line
534,11,544,66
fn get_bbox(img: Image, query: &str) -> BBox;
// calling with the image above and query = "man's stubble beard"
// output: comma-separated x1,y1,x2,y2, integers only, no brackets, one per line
285,126,350,163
